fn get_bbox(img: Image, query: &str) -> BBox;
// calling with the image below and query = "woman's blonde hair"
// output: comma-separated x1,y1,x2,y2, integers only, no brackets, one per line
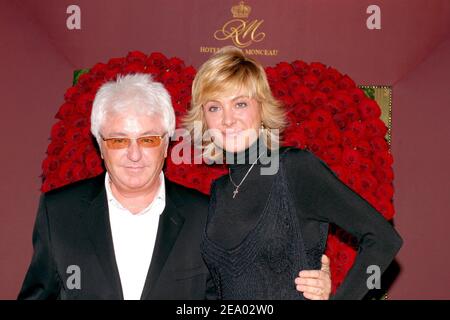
183,46,287,159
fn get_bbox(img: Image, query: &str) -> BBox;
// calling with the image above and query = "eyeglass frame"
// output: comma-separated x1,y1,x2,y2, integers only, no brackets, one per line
100,132,169,149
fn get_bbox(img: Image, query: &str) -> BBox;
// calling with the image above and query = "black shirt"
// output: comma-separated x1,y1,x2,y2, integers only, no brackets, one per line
203,144,403,299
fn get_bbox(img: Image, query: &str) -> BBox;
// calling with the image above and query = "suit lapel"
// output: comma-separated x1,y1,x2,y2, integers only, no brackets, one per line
140,188,185,299
80,184,123,299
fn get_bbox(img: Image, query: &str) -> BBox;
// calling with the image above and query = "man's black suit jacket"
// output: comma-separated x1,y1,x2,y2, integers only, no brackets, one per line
18,173,216,299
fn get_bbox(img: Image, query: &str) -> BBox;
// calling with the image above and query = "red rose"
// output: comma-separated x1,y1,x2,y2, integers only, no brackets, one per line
77,73,93,91
310,62,327,80
42,156,60,175
318,80,337,96
358,157,374,173
324,67,342,82
374,167,394,184
373,151,394,168
333,91,354,110
292,86,312,104
375,200,395,220
66,115,89,129
72,162,89,181
311,91,328,108
122,62,146,74
337,245,357,266
141,65,159,77
283,129,307,149
329,164,347,180
338,75,356,90
126,51,147,63
341,130,359,148
65,128,84,144
55,103,75,120
182,66,196,82
279,94,294,108
311,108,333,127
51,121,67,140
60,143,81,161
308,139,327,157
322,147,342,165
291,60,309,76
276,62,294,79
169,83,190,101
167,57,185,72
47,141,65,156
349,88,366,104
293,103,313,120
332,112,347,129
359,173,378,194
161,71,180,86
344,171,362,193
319,125,341,146
303,73,319,90
347,121,366,139
265,66,280,84
75,93,95,117
104,67,121,81
81,127,92,140
90,80,106,94
286,75,302,91
358,98,381,120
301,120,321,139
285,112,300,128
64,86,80,103
107,57,126,68
41,171,65,191
325,99,341,115
90,62,108,78
376,183,394,200
271,83,289,99
58,161,75,183
342,147,361,171
370,137,389,153
85,151,103,173
146,52,168,69
344,106,360,122
355,140,371,158
364,118,387,138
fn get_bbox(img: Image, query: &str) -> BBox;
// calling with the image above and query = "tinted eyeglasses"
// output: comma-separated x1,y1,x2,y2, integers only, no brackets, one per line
101,133,167,149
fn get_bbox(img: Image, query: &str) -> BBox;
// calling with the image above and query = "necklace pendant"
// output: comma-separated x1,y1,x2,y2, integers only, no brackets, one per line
233,188,239,199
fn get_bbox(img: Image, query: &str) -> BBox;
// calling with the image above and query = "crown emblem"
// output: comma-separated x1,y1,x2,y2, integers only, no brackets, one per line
231,1,251,19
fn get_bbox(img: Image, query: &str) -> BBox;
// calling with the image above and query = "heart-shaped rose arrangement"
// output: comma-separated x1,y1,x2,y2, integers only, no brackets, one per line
41,51,394,292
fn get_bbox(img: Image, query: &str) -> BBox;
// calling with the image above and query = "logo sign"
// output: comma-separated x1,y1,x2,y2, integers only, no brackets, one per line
200,1,278,57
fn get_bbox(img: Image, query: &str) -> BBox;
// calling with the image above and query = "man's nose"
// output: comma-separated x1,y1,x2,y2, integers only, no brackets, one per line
127,140,143,161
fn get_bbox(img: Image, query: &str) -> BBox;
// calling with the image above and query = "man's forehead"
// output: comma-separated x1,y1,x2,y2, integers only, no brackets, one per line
102,112,165,135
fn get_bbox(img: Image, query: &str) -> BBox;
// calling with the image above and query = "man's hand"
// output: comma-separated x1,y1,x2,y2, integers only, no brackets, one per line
295,254,331,300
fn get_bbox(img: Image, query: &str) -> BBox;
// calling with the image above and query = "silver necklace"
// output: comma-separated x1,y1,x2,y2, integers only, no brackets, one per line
229,152,265,199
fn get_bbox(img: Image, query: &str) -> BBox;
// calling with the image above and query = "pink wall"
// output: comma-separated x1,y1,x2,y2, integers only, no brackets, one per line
0,1,73,298
389,36,450,299
1,0,449,299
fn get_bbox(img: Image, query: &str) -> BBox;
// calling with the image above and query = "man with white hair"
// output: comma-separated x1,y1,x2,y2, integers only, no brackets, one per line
18,74,215,299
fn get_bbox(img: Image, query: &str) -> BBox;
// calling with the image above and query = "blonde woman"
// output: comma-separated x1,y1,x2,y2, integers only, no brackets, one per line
184,47,402,300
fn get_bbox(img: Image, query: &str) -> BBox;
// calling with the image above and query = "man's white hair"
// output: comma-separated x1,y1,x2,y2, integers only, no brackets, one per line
90,73,175,145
